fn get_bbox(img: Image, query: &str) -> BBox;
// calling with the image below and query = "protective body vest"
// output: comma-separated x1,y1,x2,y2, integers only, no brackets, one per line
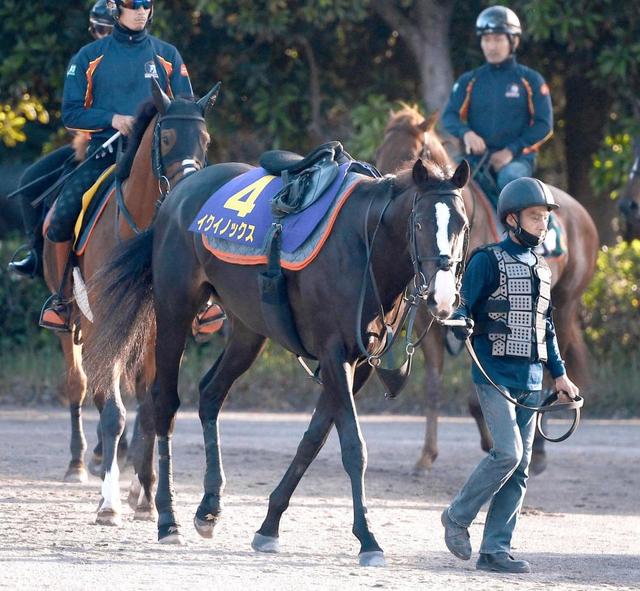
472,244,551,361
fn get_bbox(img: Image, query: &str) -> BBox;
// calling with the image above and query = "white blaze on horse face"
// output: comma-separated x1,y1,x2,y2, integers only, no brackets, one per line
433,202,457,313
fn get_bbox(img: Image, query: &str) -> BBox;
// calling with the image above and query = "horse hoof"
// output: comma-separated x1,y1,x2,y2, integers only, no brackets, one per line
251,532,280,553
63,466,88,483
96,509,122,527
359,551,386,567
159,528,184,545
134,506,158,522
530,451,547,476
193,516,216,539
88,455,102,477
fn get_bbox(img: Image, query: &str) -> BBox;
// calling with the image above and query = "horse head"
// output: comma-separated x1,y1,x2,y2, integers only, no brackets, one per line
409,158,470,320
619,140,640,241
150,79,221,192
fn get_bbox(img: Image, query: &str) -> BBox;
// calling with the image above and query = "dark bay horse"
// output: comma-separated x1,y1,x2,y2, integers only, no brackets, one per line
85,156,470,564
41,80,218,525
619,139,640,240
376,106,599,473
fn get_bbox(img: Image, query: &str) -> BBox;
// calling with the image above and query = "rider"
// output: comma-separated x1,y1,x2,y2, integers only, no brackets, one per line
440,177,579,574
8,0,115,278
40,0,193,331
441,6,553,197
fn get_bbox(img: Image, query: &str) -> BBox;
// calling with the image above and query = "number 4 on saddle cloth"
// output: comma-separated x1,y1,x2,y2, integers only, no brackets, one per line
189,141,381,270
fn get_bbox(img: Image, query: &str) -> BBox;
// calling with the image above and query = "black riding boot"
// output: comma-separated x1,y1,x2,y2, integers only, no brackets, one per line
8,248,38,277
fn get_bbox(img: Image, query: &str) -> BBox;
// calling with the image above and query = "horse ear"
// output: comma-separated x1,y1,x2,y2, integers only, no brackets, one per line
451,159,470,189
151,77,171,115
197,81,222,116
412,159,429,186
418,111,440,132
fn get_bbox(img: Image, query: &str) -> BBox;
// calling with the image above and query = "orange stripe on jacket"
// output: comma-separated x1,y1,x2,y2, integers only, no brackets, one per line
155,55,174,97
522,130,554,155
84,55,104,108
520,77,535,125
459,78,476,124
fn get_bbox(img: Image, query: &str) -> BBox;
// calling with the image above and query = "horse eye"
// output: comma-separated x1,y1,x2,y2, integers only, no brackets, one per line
415,221,423,230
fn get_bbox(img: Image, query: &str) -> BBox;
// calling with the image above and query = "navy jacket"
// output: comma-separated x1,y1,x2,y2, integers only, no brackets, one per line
442,57,553,162
62,24,193,142
454,237,565,391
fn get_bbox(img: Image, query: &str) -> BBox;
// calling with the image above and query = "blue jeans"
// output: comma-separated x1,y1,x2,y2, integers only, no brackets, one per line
495,158,533,192
448,383,540,554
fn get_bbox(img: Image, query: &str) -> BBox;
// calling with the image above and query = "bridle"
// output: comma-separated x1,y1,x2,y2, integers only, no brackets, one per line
152,111,207,197
116,110,206,236
355,180,469,374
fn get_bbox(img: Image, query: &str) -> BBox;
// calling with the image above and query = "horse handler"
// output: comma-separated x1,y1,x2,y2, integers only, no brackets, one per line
441,177,580,573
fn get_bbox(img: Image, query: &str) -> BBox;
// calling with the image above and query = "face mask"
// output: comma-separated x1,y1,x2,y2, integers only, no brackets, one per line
514,225,545,248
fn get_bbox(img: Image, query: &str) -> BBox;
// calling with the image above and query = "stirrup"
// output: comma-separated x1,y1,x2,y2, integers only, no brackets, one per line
192,303,226,341
39,294,72,333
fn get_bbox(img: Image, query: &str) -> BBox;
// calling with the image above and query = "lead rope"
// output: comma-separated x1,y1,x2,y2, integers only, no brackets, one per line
441,318,584,442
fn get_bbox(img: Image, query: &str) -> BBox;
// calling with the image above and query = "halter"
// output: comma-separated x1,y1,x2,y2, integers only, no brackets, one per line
116,110,206,236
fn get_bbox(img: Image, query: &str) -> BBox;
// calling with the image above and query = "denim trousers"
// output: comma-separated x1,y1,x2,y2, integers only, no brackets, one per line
448,383,540,554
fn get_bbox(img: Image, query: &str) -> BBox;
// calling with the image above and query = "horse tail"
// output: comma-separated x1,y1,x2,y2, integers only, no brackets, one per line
85,229,156,394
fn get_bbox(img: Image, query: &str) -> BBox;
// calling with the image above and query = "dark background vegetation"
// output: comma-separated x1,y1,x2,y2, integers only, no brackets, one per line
1,1,638,416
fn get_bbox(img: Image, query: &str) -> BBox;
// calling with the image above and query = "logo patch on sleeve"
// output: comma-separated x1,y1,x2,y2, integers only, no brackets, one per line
67,64,77,77
144,61,158,79
540,83,550,96
180,63,189,77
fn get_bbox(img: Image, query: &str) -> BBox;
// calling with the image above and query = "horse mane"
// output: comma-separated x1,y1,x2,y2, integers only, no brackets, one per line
116,99,158,180
383,103,429,135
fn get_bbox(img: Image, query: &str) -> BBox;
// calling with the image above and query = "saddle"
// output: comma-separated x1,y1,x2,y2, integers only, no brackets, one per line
260,141,379,218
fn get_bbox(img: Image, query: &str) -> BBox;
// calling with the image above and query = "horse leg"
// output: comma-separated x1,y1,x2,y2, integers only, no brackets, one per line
469,391,493,453
328,354,384,566
60,331,89,483
128,340,158,521
415,326,444,473
194,321,266,539
89,420,103,477
253,364,374,556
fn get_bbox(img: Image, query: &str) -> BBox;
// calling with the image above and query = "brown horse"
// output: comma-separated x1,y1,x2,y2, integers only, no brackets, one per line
41,80,218,525
376,105,599,473
619,139,640,240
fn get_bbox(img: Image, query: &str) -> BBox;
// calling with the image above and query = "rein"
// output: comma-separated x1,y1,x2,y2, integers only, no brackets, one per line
116,111,205,237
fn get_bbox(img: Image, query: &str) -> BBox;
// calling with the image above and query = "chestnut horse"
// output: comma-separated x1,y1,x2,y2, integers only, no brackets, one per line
376,106,599,473
41,80,219,525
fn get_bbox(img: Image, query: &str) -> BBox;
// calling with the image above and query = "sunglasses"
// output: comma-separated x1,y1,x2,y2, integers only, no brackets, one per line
120,0,153,9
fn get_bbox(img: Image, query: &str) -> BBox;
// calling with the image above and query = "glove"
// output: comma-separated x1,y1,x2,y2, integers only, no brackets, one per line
451,317,474,341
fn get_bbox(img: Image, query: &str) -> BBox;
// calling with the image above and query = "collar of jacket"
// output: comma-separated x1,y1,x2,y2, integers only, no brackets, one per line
488,55,517,71
113,23,148,44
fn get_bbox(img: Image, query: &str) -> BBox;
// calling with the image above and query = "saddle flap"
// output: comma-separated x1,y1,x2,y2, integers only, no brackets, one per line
271,160,340,217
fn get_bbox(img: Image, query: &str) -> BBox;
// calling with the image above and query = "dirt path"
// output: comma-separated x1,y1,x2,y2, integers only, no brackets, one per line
0,408,638,590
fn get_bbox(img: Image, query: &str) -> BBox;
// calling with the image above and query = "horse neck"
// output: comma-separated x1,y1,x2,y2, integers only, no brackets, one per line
463,184,500,251
367,182,415,305
121,116,160,237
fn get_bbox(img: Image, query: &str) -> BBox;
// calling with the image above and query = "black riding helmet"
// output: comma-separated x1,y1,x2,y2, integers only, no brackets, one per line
476,5,522,37
498,177,558,224
89,0,114,38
